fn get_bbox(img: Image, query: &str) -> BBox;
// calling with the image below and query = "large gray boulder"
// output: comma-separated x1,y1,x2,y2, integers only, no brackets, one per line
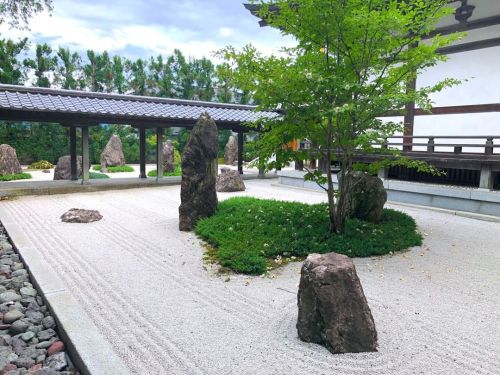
53,155,82,180
100,134,125,172
224,135,238,166
0,144,22,175
216,168,245,192
347,171,387,223
297,252,377,354
179,113,218,231
163,139,175,173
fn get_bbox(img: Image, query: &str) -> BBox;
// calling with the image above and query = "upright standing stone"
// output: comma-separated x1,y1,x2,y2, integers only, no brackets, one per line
53,155,83,180
179,113,218,231
297,252,377,354
347,171,387,223
0,144,22,175
224,135,238,166
100,134,125,172
163,139,175,173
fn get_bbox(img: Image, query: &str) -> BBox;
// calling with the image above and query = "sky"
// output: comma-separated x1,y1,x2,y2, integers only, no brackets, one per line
1,0,294,61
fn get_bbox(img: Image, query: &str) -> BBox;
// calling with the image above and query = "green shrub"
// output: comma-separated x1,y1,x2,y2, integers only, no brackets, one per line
0,173,32,181
195,197,422,275
92,165,134,173
89,172,110,179
28,160,54,169
147,165,182,177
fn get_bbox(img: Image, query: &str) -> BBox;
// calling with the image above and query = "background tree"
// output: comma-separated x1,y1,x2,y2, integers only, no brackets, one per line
56,47,82,89
24,43,56,87
222,0,460,233
0,38,28,84
0,0,52,29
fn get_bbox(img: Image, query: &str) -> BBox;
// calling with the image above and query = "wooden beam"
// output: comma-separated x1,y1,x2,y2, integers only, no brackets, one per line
380,103,500,117
81,126,89,184
69,126,78,181
139,128,147,179
438,37,500,55
156,127,164,181
428,15,500,39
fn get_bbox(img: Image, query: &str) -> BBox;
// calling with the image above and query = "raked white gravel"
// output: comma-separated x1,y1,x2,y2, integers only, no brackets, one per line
1,179,499,375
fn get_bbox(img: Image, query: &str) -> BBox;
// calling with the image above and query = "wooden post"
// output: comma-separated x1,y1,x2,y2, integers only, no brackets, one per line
139,128,147,179
156,127,164,181
238,132,244,174
485,137,494,155
81,126,89,184
427,137,435,153
69,126,78,181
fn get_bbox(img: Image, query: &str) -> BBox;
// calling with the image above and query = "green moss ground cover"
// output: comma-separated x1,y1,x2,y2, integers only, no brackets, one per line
195,197,422,275
89,172,110,179
147,165,182,177
92,165,135,173
0,173,32,182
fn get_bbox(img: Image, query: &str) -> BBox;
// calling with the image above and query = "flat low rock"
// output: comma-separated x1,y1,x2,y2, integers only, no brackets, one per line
216,169,245,192
60,209,102,223
297,252,377,354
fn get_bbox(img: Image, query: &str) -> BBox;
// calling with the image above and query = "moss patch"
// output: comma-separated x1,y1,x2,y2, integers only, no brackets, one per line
195,197,422,275
0,173,32,182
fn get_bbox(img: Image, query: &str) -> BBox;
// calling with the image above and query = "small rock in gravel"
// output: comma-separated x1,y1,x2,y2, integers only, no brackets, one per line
10,337,26,355
35,354,45,364
27,326,42,335
10,270,26,278
0,292,21,304
46,341,63,356
0,258,12,266
25,312,43,325
28,364,42,372
35,339,55,349
35,298,42,307
40,318,54,330
36,330,55,342
19,287,36,298
0,324,12,330
9,321,29,335
3,310,24,324
20,332,34,342
19,298,35,308
0,243,12,252
60,208,102,223
14,356,35,369
33,368,60,375
45,352,67,371
11,263,23,272
1,363,17,373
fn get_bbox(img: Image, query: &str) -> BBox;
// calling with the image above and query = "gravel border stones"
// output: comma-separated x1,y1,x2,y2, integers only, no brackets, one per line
0,223,80,375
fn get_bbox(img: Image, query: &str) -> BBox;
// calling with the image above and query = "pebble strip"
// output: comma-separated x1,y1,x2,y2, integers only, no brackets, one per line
0,223,80,375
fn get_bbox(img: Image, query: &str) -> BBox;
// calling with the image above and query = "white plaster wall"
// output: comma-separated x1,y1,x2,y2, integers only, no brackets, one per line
389,26,500,153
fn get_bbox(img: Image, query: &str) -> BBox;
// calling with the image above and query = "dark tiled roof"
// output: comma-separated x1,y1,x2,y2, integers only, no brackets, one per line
0,84,277,127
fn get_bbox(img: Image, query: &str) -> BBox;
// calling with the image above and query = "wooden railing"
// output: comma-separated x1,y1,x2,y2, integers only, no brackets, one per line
376,135,500,155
